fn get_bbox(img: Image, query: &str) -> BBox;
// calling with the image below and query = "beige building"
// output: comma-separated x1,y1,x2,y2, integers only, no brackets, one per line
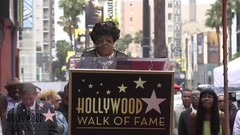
20,0,55,82
120,0,215,59
120,0,144,57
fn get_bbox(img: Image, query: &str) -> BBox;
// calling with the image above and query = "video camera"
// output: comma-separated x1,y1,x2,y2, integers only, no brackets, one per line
229,92,237,101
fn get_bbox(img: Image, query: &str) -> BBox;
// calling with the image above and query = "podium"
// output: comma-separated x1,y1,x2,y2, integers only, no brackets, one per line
68,57,175,135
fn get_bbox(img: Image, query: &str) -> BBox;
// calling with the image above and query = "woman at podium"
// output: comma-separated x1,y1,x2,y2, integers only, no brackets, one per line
80,21,128,69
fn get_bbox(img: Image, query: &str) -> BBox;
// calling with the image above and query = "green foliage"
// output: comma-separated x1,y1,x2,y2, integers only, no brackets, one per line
205,2,222,31
232,52,240,60
205,0,237,60
56,40,71,65
58,0,85,43
59,0,85,18
115,38,127,52
233,0,240,13
52,40,71,81
57,16,72,35
134,30,143,44
123,34,134,45
115,34,133,53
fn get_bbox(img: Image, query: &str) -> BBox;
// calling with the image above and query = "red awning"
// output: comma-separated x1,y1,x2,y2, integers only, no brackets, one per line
174,83,182,89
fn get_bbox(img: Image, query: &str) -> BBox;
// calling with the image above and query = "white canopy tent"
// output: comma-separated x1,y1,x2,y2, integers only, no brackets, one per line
214,57,240,87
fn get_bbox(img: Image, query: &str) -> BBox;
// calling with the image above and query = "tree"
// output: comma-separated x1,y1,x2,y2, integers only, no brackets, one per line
122,34,133,53
115,38,127,52
52,40,71,81
58,0,85,49
154,0,166,58
233,0,240,53
226,0,235,60
205,2,222,65
134,30,143,44
215,0,235,60
114,34,133,56
57,15,74,49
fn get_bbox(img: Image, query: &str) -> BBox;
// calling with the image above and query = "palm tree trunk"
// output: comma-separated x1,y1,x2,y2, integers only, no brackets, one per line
68,26,73,50
216,28,221,66
228,26,232,60
237,12,240,52
154,0,167,58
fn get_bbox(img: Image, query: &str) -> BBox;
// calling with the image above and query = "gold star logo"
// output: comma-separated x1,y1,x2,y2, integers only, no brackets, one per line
118,84,127,93
106,90,111,95
88,83,93,89
134,77,146,89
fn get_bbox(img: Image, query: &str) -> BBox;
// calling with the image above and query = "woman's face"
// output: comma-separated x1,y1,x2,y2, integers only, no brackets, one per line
53,95,62,109
201,93,214,109
95,35,115,56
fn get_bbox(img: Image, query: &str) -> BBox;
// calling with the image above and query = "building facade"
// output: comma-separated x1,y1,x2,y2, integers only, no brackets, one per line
20,0,55,82
0,0,23,94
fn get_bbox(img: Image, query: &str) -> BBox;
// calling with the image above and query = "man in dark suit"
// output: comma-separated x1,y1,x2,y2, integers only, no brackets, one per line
6,82,59,135
0,93,8,135
178,90,200,135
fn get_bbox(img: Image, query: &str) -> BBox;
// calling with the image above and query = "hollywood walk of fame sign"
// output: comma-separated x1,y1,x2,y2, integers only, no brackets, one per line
69,69,174,135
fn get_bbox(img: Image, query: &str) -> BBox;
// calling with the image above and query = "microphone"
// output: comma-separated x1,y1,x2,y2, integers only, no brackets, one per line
83,43,108,53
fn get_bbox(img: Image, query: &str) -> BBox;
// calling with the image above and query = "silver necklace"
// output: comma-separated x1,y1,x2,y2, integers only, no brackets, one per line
96,51,115,69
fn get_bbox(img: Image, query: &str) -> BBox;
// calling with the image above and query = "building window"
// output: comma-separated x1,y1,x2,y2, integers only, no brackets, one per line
168,25,173,32
130,26,134,31
168,1,173,8
168,13,172,20
168,37,173,44
130,11,133,15
130,17,133,22
130,1,133,6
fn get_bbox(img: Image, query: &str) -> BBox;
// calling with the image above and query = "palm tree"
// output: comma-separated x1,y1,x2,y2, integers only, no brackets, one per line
134,30,143,44
58,0,85,49
226,0,235,60
205,2,222,65
233,0,240,53
122,34,133,55
115,38,127,52
58,0,85,27
154,0,166,58
57,15,74,49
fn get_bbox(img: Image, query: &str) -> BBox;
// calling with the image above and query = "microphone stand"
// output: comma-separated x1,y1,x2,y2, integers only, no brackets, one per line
82,43,108,54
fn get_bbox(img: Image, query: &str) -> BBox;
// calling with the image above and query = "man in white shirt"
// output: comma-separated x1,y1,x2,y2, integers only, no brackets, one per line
233,110,240,135
173,88,192,135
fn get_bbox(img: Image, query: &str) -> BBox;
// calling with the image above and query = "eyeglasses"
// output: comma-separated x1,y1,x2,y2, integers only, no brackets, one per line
218,100,224,103
55,99,62,103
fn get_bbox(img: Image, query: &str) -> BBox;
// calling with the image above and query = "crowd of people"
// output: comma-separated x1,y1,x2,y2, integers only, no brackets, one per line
1,81,240,135
0,78,69,135
173,87,240,135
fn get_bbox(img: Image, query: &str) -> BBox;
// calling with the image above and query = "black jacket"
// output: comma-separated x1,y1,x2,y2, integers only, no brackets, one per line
178,108,193,135
6,100,59,135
